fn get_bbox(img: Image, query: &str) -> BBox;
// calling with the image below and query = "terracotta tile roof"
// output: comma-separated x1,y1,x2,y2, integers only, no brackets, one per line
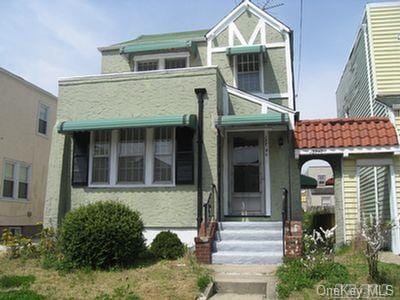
295,117,398,149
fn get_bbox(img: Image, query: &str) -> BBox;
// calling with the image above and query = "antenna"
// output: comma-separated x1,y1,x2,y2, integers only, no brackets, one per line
254,0,284,11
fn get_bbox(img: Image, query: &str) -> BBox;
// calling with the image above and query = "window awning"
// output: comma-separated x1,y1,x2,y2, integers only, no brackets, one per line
120,40,194,55
300,174,318,189
226,45,266,55
58,114,197,133
215,113,288,127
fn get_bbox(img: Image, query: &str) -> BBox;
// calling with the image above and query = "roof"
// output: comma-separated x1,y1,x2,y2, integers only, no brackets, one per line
295,117,398,149
100,29,208,51
0,67,57,99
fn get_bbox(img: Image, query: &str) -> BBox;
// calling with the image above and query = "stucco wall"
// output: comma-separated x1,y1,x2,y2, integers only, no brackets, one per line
228,93,261,115
44,67,221,228
264,48,287,94
101,50,131,74
0,69,57,227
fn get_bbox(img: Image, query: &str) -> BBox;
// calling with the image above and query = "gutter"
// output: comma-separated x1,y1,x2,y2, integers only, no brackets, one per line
195,88,207,232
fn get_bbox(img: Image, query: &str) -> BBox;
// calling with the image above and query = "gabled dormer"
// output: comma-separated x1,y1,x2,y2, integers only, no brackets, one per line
206,0,295,110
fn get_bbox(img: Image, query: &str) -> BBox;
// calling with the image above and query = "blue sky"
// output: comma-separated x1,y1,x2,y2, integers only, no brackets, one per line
0,0,384,119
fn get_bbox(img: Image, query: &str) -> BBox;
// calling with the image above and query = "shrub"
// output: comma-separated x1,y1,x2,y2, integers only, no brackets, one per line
197,274,212,292
0,275,35,289
150,231,185,260
1,229,38,259
59,201,145,269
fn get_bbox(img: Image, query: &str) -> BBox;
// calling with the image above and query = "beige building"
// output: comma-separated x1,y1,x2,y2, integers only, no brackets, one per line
304,166,334,210
0,67,57,236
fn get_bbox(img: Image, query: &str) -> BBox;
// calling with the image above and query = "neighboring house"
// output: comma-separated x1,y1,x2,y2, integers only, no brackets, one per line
303,166,335,209
44,0,300,264
0,67,57,236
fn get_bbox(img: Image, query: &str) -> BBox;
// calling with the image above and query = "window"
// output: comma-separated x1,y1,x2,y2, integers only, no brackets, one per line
317,175,326,186
153,127,173,183
90,128,175,187
2,162,15,198
137,60,158,71
2,160,30,200
38,104,49,135
91,131,111,184
9,227,22,236
118,128,146,184
165,58,186,70
237,53,261,92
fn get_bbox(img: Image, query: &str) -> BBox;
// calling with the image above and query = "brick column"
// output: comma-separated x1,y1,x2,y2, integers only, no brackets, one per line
284,221,302,258
195,221,217,264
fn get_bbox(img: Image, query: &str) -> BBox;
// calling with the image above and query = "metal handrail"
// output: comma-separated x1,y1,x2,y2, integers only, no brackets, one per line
203,184,217,234
281,188,288,256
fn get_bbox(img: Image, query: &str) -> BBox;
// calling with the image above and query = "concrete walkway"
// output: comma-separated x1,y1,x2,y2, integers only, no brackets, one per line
208,264,278,299
379,251,400,265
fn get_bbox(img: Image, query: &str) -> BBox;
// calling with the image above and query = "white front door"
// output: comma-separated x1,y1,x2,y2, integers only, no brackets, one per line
228,132,265,216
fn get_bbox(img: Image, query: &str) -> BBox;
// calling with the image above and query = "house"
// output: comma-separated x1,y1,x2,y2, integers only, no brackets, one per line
303,166,335,209
0,67,57,236
43,0,301,264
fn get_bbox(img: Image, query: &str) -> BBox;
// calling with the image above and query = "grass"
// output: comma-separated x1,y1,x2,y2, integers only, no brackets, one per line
286,246,400,299
0,275,35,289
0,252,208,300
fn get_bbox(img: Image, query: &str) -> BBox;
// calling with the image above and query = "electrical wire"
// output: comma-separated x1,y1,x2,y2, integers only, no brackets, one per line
296,0,304,96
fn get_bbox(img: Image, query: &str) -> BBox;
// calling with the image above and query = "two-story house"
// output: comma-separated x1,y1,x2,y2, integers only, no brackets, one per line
44,0,301,264
0,67,57,236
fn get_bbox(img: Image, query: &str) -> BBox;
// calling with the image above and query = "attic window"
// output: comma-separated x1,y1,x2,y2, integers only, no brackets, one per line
237,53,261,92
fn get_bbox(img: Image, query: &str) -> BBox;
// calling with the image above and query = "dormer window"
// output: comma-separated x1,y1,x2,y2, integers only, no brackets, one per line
134,52,189,72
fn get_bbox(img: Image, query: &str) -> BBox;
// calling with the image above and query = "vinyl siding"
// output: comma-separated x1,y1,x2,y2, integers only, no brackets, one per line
342,159,358,242
368,4,400,96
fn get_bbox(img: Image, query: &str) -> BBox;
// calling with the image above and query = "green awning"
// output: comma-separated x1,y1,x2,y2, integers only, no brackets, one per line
301,175,318,189
226,45,266,55
58,114,197,133
121,40,194,55
215,113,288,127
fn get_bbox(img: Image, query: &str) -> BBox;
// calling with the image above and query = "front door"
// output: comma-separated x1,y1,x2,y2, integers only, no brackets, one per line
229,132,264,216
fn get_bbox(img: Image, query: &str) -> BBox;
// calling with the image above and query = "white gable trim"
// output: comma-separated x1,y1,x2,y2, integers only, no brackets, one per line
295,146,400,159
206,0,290,40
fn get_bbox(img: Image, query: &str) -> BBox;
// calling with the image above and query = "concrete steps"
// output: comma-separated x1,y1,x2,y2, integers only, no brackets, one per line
212,222,283,265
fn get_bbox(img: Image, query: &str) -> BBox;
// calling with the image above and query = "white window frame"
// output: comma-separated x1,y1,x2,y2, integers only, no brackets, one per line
88,128,176,188
133,52,190,72
234,52,264,93
1,159,31,201
37,102,50,137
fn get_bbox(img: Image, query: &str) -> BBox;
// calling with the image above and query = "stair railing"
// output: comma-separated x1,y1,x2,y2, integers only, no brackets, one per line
281,188,288,256
203,184,217,235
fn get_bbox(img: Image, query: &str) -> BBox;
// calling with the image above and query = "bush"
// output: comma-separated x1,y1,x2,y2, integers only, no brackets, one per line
59,201,145,269
197,274,212,292
150,231,185,260
0,275,35,289
1,229,38,259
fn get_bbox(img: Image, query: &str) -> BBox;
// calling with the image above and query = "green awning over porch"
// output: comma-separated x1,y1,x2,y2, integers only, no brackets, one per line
215,113,288,127
121,40,194,55
58,114,197,133
301,174,318,189
226,45,266,55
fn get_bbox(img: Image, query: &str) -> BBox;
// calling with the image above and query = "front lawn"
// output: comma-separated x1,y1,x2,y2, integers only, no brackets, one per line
283,247,400,299
0,253,208,300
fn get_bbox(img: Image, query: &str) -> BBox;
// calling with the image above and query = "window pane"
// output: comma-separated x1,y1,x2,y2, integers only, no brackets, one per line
153,127,173,183
92,131,111,184
38,105,49,135
2,180,14,197
38,119,47,134
165,58,187,69
137,60,158,71
18,182,28,199
92,157,109,183
4,163,14,179
39,105,48,121
19,166,28,182
118,128,145,184
237,53,261,92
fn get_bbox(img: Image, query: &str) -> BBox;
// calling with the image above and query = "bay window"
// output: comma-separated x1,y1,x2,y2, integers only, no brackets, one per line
89,127,175,187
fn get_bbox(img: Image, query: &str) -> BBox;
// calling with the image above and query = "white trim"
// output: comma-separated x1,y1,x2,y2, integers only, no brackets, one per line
232,55,238,87
248,20,263,45
284,34,294,110
256,92,289,99
356,166,361,230
260,22,266,45
1,159,31,201
88,128,176,188
341,157,347,243
222,85,229,115
231,23,247,45
356,158,394,166
295,146,400,157
143,228,197,247
259,53,265,93
366,1,400,8
366,6,378,99
389,164,400,254
210,43,285,53
264,130,271,216
374,167,379,217
223,132,229,216
362,24,375,116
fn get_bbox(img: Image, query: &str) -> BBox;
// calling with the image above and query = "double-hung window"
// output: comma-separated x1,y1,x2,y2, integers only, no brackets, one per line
134,53,189,72
2,160,30,200
38,103,49,135
237,53,261,92
137,60,159,71
165,57,187,70
90,127,175,187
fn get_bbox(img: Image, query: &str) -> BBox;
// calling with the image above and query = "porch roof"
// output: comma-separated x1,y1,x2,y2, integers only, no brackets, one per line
57,114,197,133
300,174,318,189
215,113,288,127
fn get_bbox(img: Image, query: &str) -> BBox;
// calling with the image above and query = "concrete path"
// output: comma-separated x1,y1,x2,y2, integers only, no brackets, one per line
208,264,278,299
379,251,400,265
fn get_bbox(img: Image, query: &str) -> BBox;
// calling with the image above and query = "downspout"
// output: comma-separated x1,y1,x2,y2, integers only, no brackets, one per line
217,128,222,221
195,88,207,233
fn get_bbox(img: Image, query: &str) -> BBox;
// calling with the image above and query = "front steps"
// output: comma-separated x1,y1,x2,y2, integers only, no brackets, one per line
212,222,283,265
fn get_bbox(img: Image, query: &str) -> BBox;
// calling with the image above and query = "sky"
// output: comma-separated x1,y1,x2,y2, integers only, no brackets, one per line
0,0,388,119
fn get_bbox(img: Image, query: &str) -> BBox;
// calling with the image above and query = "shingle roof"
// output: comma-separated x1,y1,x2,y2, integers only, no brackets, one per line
295,117,398,149
111,29,209,47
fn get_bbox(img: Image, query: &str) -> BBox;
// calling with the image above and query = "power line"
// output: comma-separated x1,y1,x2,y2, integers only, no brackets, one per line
296,0,304,96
